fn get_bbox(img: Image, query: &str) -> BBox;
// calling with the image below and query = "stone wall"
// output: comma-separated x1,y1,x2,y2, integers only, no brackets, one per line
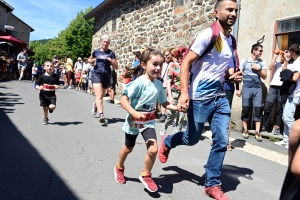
92,0,217,94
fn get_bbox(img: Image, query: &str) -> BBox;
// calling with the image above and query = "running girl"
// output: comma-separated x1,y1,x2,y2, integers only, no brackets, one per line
113,49,182,192
35,61,60,125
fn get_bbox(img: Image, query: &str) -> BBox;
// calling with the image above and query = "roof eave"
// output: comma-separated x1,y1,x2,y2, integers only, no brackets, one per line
84,0,114,20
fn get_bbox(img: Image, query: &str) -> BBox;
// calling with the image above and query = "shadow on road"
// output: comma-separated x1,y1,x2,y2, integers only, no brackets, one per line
51,121,83,126
152,165,253,195
107,117,125,124
0,92,24,113
0,90,79,199
231,139,246,149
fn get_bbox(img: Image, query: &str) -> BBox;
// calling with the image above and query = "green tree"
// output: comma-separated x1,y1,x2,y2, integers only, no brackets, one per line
29,7,94,62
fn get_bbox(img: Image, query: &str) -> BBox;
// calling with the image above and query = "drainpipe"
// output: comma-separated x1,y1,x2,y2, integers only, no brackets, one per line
233,0,241,40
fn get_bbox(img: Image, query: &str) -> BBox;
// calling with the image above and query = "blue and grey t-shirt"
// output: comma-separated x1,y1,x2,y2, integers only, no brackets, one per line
241,58,266,88
92,48,116,76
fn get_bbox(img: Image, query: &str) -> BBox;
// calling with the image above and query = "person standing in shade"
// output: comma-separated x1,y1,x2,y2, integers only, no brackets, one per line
88,35,118,125
17,48,28,81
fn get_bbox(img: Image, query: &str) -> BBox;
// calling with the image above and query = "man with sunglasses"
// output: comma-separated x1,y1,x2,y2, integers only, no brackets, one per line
236,43,267,141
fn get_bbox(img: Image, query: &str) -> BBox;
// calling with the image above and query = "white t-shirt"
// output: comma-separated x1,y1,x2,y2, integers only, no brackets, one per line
189,28,235,100
290,59,300,98
75,61,83,72
82,62,90,72
270,61,283,86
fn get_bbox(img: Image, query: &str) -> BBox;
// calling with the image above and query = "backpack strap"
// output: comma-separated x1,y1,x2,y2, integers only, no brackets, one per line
198,21,220,59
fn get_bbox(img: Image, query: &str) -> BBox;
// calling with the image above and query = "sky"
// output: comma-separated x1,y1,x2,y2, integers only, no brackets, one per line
6,0,103,41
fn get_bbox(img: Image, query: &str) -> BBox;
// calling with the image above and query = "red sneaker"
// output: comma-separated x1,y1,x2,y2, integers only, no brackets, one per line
114,166,126,184
158,135,170,163
139,173,158,192
203,185,229,200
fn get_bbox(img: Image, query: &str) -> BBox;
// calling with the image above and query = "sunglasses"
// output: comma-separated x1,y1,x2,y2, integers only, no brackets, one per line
257,50,263,52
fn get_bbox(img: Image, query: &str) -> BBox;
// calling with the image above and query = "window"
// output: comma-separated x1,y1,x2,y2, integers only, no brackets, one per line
275,17,300,50
112,17,116,32
175,0,184,7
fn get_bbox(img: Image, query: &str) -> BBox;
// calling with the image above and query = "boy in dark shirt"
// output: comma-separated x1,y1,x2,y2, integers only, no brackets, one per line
35,60,60,125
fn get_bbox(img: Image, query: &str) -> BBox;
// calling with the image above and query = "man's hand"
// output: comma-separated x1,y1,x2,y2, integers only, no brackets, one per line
230,71,243,83
178,92,189,112
251,64,261,71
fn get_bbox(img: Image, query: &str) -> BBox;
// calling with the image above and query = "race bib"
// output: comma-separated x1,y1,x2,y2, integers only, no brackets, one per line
130,110,156,123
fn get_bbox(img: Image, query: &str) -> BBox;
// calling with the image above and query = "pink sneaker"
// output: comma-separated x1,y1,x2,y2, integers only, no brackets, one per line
139,173,158,192
114,166,126,184
203,185,229,200
158,135,170,163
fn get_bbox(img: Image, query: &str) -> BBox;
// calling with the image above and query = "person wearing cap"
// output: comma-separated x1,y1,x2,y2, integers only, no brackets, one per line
74,57,83,73
88,34,118,125
17,48,28,81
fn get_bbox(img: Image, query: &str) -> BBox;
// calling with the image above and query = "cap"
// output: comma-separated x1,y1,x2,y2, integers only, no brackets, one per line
78,57,82,60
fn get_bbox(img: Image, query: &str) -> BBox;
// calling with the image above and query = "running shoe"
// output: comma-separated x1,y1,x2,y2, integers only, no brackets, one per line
99,115,107,125
49,108,53,113
273,127,280,135
160,126,167,136
92,103,97,115
139,173,158,192
158,135,170,163
203,185,229,200
113,166,125,184
42,118,49,125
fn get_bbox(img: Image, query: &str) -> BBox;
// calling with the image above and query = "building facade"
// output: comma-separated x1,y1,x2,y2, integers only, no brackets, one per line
6,13,34,45
0,0,13,33
86,0,300,130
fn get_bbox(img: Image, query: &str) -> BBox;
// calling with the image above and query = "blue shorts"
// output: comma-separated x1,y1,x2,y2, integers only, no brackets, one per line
242,87,262,107
91,72,110,89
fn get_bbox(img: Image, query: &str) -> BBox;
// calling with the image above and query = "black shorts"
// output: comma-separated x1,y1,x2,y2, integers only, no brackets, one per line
91,72,110,89
125,128,157,148
225,90,234,108
40,96,56,107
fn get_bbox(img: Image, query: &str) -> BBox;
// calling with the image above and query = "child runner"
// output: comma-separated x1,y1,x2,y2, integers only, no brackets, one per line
32,61,38,82
35,61,60,125
113,48,183,192
75,69,82,91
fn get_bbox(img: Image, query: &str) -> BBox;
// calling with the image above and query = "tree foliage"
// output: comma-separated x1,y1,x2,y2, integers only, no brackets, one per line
29,7,94,63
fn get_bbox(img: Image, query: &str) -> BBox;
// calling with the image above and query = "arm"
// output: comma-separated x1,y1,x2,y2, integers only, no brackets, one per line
120,95,145,119
291,146,300,179
88,55,95,63
290,72,300,82
258,69,267,80
110,58,118,69
288,119,300,179
161,101,179,111
269,54,279,71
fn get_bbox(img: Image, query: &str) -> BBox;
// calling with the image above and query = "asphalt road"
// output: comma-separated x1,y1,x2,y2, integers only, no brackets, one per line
0,80,288,200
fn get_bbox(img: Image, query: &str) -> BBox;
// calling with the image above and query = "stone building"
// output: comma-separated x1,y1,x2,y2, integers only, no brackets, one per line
84,0,217,75
86,0,300,130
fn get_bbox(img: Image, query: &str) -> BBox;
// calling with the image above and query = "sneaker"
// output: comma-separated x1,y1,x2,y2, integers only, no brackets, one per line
67,86,71,89
106,99,115,104
261,125,267,132
242,130,249,139
160,126,167,136
139,173,158,192
255,132,262,142
42,118,49,125
156,117,166,123
158,135,170,163
203,185,229,200
275,140,288,146
113,166,125,184
92,103,97,115
99,115,106,124
49,108,53,113
273,127,280,135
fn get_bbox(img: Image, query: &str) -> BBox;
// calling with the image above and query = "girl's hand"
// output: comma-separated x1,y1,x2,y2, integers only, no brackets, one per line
132,111,145,120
